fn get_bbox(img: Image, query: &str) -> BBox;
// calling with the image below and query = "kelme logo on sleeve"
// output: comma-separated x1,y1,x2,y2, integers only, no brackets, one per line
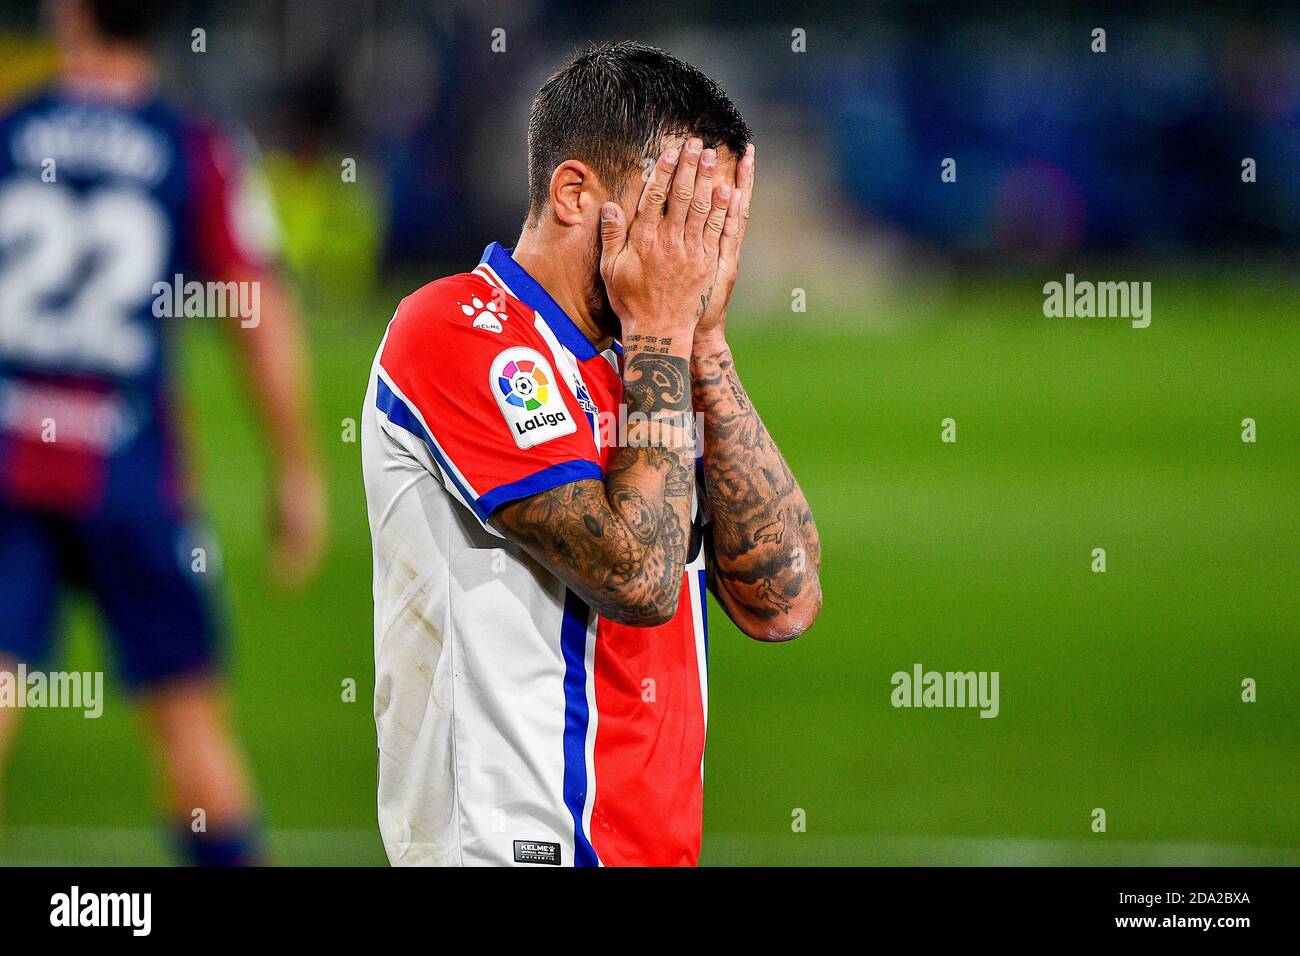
489,347,576,449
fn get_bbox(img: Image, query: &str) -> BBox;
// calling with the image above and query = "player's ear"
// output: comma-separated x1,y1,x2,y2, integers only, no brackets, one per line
548,160,592,227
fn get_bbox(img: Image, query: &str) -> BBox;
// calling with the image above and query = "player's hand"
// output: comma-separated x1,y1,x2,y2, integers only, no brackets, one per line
599,138,732,340
268,462,327,591
695,142,754,347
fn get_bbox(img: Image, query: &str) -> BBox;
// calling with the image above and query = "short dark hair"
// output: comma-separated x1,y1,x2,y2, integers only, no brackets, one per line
84,0,172,44
527,41,751,221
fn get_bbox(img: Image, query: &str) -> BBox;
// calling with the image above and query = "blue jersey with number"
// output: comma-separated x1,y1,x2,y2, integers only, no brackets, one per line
0,86,272,517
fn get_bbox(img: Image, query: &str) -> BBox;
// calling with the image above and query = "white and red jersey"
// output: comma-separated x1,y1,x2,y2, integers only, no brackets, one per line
361,242,710,866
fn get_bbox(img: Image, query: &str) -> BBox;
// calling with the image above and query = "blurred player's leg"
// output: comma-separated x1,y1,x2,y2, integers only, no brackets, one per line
0,508,64,831
139,675,264,866
82,508,265,865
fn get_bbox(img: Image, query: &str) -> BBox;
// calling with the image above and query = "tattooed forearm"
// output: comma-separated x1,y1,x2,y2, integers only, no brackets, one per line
622,349,692,413
692,342,822,639
494,339,696,627
493,477,685,624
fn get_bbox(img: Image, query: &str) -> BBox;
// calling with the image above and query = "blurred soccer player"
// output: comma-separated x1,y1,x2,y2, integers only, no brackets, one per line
0,0,325,864
362,42,821,866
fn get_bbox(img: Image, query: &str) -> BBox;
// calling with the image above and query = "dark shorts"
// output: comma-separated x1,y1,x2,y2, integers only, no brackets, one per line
0,503,223,692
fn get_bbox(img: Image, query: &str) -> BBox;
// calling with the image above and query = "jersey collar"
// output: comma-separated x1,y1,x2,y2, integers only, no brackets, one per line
479,242,599,361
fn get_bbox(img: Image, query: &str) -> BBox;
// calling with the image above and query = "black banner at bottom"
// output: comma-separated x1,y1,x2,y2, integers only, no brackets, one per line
0,865,1289,942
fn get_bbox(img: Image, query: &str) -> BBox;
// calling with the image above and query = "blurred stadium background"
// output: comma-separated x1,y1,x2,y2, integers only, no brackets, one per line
0,0,1295,864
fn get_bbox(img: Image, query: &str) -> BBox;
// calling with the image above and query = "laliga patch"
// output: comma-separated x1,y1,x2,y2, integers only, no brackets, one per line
490,347,576,448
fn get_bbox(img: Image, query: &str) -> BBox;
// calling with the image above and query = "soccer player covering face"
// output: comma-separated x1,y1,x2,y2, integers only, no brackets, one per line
362,42,822,866
0,0,325,864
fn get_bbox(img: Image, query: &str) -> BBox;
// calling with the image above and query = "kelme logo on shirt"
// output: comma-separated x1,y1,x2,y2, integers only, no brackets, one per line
513,840,561,865
489,347,577,449
458,295,505,333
